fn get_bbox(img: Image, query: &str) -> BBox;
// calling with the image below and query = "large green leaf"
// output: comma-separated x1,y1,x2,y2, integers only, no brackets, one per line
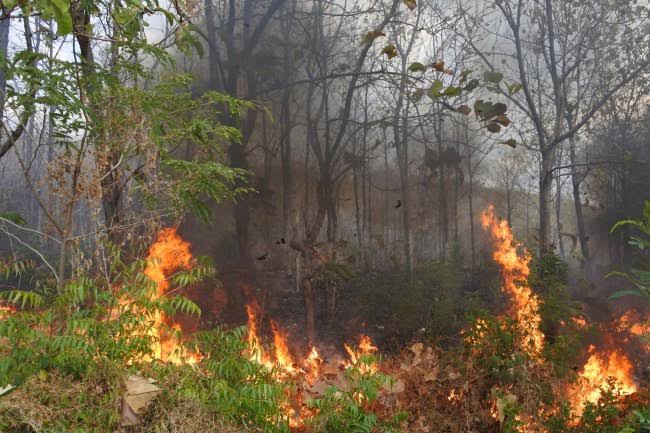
43,0,73,35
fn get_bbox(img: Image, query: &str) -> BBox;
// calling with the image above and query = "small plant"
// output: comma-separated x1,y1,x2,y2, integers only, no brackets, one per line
609,200,650,299
307,352,406,433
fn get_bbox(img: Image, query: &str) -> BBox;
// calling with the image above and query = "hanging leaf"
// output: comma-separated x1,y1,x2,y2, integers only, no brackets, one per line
444,85,462,97
494,114,510,127
427,80,444,99
410,88,426,102
38,0,73,35
507,81,523,95
456,105,471,115
501,138,517,148
459,69,473,84
486,122,501,133
362,30,386,44
464,79,479,92
483,71,503,84
493,102,507,116
403,0,417,10
408,62,426,73
0,212,27,226
432,60,445,71
381,43,398,59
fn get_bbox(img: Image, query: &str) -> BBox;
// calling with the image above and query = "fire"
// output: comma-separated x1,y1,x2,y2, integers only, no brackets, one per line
344,334,379,373
304,346,322,380
242,299,382,429
570,345,637,415
271,320,296,373
614,310,650,352
0,305,15,319
143,227,199,364
480,205,544,355
571,316,587,327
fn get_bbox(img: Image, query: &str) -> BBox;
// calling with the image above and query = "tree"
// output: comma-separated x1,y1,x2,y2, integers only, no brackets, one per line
0,2,250,288
460,0,650,255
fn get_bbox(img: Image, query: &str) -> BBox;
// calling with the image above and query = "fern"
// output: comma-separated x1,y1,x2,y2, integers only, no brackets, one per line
609,200,650,299
0,290,44,309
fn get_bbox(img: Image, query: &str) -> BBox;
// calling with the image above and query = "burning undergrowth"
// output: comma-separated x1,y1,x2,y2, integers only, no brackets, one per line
1,206,648,433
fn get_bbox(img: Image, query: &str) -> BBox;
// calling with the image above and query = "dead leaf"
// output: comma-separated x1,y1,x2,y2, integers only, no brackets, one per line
410,342,424,356
403,0,417,10
423,372,437,382
120,375,163,426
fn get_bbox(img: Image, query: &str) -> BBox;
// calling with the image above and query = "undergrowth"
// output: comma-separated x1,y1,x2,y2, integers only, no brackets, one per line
0,250,405,433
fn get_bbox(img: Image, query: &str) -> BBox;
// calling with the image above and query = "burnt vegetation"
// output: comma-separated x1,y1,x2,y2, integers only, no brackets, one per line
0,0,649,432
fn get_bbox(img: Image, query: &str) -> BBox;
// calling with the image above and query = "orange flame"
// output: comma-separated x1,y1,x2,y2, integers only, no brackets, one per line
344,334,378,373
242,306,383,429
304,346,322,381
0,305,15,319
570,345,637,415
615,310,650,345
271,320,296,373
143,227,199,364
480,205,544,355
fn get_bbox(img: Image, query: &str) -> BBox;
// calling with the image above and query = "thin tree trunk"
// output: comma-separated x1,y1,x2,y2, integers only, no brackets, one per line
539,146,555,254
0,8,10,143
569,137,590,263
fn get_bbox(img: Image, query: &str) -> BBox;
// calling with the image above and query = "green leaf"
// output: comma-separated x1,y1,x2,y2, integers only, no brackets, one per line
483,71,503,84
427,80,443,99
49,0,73,35
443,85,462,97
381,43,398,59
408,62,426,73
609,290,643,299
362,31,386,44
507,81,523,95
501,138,516,148
0,212,27,226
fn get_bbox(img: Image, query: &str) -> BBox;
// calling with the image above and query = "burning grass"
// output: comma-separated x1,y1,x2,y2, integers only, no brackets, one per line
1,212,649,433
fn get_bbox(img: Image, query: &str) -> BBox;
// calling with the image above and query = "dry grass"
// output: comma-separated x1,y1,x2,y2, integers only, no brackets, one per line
0,370,243,433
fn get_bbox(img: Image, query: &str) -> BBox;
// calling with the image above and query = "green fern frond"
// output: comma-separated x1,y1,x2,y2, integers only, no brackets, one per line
0,290,44,309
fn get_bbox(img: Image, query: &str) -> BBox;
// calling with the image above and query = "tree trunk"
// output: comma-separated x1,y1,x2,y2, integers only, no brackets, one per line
280,87,292,239
539,146,555,253
0,9,9,143
435,117,448,260
468,166,476,268
204,0,222,90
555,172,565,258
569,138,590,263
394,94,412,272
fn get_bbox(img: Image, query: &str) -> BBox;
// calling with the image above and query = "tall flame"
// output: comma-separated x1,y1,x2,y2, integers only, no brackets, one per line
481,205,544,355
271,320,296,373
143,227,198,364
